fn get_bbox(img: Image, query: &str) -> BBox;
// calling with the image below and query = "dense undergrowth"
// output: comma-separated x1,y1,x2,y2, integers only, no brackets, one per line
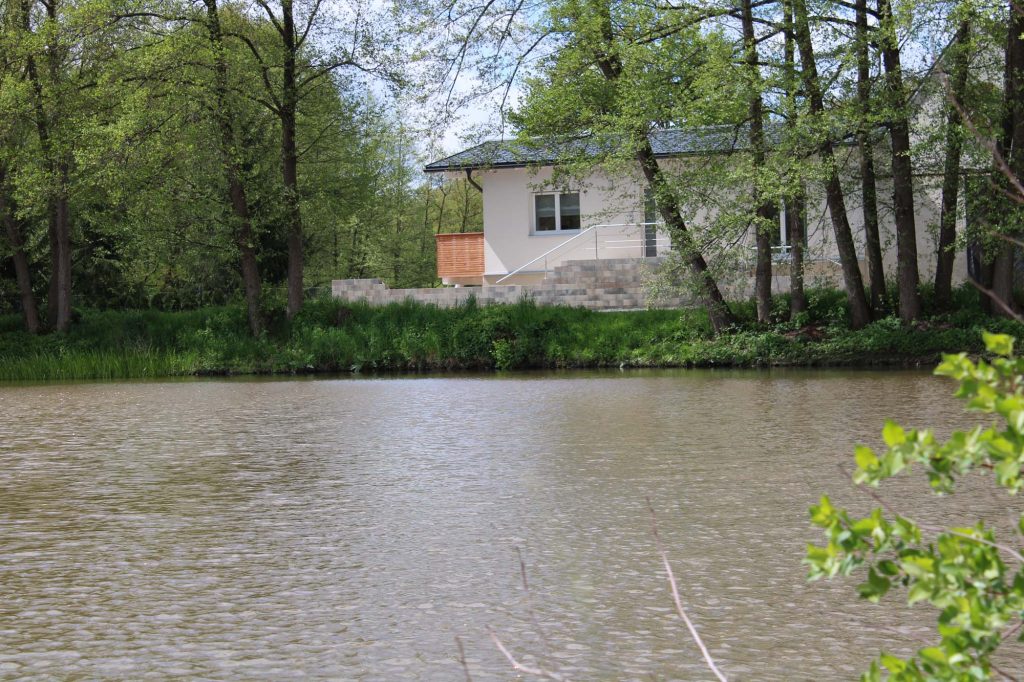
0,286,1021,381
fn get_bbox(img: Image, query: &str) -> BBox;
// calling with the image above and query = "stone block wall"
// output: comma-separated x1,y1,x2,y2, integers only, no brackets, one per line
331,258,691,310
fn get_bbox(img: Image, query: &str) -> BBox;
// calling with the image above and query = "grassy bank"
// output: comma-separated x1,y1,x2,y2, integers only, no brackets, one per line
0,288,1021,381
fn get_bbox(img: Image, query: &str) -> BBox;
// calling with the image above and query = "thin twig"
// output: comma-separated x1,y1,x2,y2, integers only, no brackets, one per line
997,233,1024,250
840,464,1024,566
515,546,555,661
966,279,1023,323
455,636,473,682
991,662,1020,682
646,497,728,682
939,71,1024,204
487,626,568,681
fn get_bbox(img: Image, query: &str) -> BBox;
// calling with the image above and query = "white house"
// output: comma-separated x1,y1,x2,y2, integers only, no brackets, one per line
424,126,970,293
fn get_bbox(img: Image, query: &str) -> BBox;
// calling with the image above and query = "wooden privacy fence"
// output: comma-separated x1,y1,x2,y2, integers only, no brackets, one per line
435,232,484,279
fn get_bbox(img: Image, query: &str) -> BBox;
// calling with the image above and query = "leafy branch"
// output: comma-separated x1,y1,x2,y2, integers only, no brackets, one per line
807,332,1024,681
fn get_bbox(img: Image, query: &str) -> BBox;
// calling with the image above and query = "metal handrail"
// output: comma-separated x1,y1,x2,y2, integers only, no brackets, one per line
494,221,664,284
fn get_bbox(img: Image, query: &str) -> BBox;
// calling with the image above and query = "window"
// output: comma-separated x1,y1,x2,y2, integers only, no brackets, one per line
534,192,581,232
779,203,808,248
642,189,659,257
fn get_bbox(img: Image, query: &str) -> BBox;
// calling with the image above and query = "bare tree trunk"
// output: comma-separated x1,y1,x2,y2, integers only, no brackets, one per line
741,0,775,324
204,0,263,335
636,143,737,332
792,0,872,329
782,0,806,319
52,174,71,331
786,193,807,316
435,182,449,234
878,0,921,321
934,18,971,309
855,0,886,312
460,182,472,233
0,168,41,333
990,0,1024,315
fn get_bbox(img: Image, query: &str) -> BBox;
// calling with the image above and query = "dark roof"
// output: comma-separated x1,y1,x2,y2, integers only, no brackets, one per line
423,125,769,173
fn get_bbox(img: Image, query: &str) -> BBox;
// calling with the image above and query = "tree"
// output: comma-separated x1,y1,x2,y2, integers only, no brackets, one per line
780,0,806,318
990,0,1024,317
877,0,922,322
198,0,266,335
9,0,75,331
853,0,887,313
509,0,740,332
934,14,972,310
790,0,872,329
221,0,403,318
740,0,777,324
0,163,40,332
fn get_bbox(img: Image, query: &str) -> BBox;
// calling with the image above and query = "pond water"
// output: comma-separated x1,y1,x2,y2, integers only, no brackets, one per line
1,370,1021,680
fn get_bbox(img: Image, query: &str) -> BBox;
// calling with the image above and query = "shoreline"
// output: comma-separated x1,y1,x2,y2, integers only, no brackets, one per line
2,293,1016,382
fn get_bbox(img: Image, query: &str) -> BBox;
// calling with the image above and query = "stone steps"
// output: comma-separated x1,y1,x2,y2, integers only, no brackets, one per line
331,257,691,310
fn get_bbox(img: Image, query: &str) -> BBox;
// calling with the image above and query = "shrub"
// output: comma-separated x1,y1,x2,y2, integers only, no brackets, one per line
807,332,1024,680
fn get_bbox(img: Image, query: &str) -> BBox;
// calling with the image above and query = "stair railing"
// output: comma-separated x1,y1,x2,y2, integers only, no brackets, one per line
494,221,664,285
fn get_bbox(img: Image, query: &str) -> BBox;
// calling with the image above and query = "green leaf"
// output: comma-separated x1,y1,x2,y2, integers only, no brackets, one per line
918,647,947,666
982,332,1014,357
879,654,907,673
882,420,906,447
855,445,880,471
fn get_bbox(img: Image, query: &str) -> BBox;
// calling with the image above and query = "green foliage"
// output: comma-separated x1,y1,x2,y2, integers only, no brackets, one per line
1,288,1021,381
807,333,1024,680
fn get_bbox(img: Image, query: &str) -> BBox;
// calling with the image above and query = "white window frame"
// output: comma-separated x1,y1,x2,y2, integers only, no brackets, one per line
532,192,581,234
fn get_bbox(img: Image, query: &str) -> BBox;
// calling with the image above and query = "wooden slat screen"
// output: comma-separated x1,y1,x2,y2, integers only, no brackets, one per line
435,232,484,279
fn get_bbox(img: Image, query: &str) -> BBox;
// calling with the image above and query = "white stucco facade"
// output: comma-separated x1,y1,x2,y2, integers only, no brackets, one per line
449,156,969,290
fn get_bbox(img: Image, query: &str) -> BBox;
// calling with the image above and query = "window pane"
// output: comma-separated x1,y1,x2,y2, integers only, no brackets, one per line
643,188,658,224
559,193,580,230
535,194,556,231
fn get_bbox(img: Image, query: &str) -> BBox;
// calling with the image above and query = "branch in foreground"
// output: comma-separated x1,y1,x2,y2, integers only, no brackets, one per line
455,635,473,682
967,278,1023,322
839,464,1024,568
487,626,569,681
646,497,729,682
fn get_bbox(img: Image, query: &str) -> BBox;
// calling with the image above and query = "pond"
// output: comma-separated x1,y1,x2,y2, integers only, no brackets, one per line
0,370,1020,680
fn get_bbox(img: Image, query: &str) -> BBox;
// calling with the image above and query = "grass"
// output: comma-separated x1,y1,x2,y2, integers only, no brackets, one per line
0,286,1021,382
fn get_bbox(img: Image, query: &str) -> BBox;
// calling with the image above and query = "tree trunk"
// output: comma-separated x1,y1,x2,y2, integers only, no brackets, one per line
878,0,921,321
786,193,807,316
741,0,775,324
228,180,264,335
21,0,72,331
0,168,41,333
636,143,737,332
52,176,72,332
855,0,886,312
782,0,806,319
934,18,971,309
204,0,263,336
989,0,1024,315
587,2,736,333
991,242,1015,309
792,0,872,329
281,0,304,319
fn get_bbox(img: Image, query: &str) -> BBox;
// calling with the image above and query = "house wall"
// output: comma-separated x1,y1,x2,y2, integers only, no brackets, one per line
473,156,969,290
477,166,656,285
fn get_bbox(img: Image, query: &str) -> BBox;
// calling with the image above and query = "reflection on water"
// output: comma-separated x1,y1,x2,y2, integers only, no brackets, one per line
0,370,1021,680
